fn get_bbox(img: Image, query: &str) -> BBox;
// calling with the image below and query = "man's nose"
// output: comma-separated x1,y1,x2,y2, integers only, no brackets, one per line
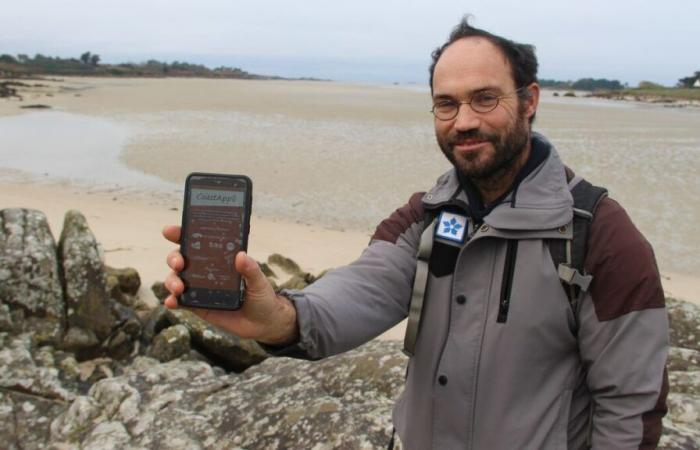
452,103,481,131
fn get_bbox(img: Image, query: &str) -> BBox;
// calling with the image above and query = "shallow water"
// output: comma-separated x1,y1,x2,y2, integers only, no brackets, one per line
0,91,698,277
0,111,165,187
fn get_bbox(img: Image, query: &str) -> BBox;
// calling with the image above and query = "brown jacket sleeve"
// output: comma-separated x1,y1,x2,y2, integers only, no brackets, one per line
581,197,669,449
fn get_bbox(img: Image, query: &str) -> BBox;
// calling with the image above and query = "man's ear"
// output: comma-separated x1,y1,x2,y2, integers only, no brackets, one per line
523,83,540,120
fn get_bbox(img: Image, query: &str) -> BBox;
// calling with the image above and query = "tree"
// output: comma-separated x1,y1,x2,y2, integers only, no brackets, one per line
80,51,92,64
0,54,17,63
637,80,664,89
678,71,700,88
90,54,100,66
571,78,624,91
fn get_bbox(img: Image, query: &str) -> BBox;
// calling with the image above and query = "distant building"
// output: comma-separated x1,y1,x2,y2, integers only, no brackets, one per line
694,78,700,88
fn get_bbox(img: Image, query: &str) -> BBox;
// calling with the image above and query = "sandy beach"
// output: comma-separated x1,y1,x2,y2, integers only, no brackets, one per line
1,77,698,329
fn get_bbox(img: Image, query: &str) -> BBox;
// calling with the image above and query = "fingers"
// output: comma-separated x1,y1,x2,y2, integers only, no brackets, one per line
163,271,184,310
165,271,184,294
234,251,273,293
163,294,179,309
166,249,184,271
162,225,181,244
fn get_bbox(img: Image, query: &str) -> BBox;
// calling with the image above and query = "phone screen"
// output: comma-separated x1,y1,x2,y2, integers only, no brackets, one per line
180,174,251,309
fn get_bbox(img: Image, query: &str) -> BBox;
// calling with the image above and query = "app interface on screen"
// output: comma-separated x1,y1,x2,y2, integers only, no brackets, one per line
184,179,246,292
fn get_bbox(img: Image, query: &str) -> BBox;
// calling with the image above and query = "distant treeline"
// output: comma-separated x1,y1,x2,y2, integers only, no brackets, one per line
678,71,700,88
541,71,700,91
539,78,625,91
0,52,287,80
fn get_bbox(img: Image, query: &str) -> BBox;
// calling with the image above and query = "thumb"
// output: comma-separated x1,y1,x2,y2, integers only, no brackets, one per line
235,251,271,292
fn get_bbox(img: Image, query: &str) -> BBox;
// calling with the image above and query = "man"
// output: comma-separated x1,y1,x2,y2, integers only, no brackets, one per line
163,18,668,449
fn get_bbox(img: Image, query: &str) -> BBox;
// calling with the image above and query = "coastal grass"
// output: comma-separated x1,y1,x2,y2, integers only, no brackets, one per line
627,88,700,100
594,87,700,102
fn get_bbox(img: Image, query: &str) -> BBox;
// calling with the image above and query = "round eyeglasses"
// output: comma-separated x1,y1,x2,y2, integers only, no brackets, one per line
431,87,527,121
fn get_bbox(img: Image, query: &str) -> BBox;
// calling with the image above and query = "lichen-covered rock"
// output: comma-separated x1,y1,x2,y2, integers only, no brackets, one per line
667,347,700,372
0,333,75,402
0,390,68,450
105,266,141,296
57,211,141,361
667,298,700,352
666,393,700,425
668,371,700,396
259,262,277,278
150,281,169,302
279,274,311,290
0,208,65,344
106,274,144,312
660,422,700,450
148,325,191,362
267,253,303,276
0,303,13,332
58,210,120,344
165,309,267,372
141,305,171,343
49,341,406,449
62,326,99,352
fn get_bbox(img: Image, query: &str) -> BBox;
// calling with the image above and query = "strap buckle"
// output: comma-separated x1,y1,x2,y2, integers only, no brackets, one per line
557,264,593,292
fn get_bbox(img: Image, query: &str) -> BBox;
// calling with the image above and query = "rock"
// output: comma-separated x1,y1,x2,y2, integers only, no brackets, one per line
150,281,169,302
103,303,142,359
58,210,120,344
667,298,700,352
0,209,65,344
268,253,303,276
668,371,700,395
20,104,51,109
105,266,141,296
81,421,132,450
0,333,76,402
71,357,117,386
259,262,277,278
148,325,191,362
141,306,171,343
666,393,700,425
667,347,700,372
48,341,405,449
165,309,267,372
659,422,700,450
0,390,68,450
279,274,311,290
57,354,81,383
0,303,13,332
62,326,99,352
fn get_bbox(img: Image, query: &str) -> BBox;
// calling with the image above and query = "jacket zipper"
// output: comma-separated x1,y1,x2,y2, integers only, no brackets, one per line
497,240,518,323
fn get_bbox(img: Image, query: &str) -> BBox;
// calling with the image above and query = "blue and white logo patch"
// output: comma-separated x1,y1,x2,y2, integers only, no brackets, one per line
435,211,468,243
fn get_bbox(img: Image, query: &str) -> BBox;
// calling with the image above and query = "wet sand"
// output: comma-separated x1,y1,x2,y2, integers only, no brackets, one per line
0,77,698,317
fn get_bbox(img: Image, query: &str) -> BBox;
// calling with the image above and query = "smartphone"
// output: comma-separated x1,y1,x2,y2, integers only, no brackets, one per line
178,172,252,310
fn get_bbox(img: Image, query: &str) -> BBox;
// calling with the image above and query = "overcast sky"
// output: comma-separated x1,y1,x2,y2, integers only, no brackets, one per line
2,0,698,86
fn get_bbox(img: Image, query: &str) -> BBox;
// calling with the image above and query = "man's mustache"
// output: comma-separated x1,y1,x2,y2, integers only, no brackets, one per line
449,130,496,145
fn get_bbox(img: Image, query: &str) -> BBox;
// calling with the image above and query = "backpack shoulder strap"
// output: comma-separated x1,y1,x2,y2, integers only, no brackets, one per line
403,217,436,357
550,177,608,303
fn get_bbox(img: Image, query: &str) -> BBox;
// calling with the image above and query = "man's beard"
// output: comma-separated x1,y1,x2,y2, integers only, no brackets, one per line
438,112,530,181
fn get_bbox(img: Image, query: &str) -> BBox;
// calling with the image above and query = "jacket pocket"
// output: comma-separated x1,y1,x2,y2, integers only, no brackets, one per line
497,240,518,323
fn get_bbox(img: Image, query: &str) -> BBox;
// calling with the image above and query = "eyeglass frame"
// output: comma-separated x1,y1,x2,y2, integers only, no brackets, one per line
430,86,529,121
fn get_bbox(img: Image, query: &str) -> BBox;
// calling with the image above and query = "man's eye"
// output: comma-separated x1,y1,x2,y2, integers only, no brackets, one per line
473,94,499,105
434,101,457,110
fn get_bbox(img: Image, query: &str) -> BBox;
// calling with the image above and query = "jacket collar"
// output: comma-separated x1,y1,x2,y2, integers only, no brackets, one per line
422,132,573,231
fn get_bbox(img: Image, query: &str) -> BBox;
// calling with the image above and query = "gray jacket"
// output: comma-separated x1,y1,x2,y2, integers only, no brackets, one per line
282,134,668,449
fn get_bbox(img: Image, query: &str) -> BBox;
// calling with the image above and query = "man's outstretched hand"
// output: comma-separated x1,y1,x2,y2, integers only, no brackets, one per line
162,225,299,346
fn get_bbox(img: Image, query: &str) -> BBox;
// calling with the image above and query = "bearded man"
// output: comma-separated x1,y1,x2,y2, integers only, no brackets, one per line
163,18,669,449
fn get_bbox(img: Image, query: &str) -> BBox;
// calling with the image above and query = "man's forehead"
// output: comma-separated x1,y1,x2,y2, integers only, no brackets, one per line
433,37,514,91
